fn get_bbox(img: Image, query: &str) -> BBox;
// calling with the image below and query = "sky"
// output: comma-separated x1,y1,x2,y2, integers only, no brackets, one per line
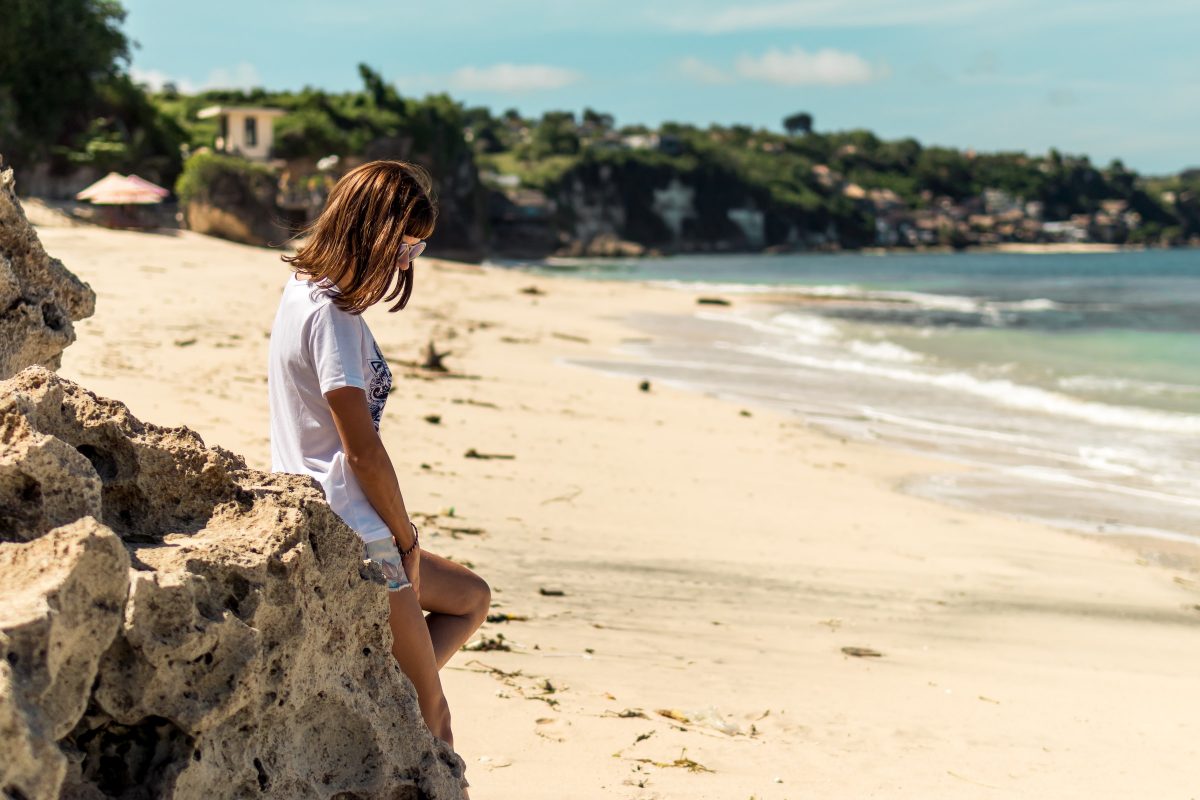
122,0,1200,174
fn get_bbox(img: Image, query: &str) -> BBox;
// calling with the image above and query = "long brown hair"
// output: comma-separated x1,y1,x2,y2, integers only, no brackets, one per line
283,160,437,314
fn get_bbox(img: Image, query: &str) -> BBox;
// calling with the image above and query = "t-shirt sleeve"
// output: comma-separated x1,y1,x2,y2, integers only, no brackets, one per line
307,303,367,394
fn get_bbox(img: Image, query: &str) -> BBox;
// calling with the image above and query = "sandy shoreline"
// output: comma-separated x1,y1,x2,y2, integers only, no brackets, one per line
42,223,1200,798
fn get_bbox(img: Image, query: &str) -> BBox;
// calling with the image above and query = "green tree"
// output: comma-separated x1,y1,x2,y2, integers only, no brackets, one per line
0,0,130,165
783,112,814,135
522,111,579,157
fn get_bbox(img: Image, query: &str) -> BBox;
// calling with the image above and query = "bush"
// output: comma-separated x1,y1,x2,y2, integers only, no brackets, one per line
175,151,276,206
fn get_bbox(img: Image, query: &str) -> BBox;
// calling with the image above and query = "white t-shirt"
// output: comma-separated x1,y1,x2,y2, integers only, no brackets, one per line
268,274,394,543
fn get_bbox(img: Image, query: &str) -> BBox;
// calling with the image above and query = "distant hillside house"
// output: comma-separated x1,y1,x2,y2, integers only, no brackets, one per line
197,105,286,161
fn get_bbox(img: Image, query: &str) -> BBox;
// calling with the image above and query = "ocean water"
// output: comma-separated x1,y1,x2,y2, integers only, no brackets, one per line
497,249,1200,545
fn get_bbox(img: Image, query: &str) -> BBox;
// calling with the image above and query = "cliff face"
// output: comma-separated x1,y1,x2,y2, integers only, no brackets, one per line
0,168,96,378
0,169,467,799
487,155,874,258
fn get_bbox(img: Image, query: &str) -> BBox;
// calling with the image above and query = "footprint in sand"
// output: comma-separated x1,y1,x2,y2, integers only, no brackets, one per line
534,716,570,742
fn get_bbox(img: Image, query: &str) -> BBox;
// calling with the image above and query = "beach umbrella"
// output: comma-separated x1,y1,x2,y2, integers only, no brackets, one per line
76,173,165,205
125,174,170,198
76,172,129,201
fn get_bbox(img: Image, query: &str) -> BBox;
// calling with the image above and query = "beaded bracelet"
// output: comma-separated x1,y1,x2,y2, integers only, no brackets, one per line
398,521,419,557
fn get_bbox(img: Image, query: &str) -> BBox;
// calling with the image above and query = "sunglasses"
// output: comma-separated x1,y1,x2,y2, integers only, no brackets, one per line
398,240,426,263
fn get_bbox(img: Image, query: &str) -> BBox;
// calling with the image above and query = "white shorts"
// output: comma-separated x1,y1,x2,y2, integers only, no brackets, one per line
362,537,413,592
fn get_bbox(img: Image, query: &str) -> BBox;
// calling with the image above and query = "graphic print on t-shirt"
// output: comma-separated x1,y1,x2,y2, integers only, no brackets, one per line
366,340,392,430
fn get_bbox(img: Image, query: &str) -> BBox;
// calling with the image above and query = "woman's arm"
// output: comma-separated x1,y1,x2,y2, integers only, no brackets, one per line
325,386,421,590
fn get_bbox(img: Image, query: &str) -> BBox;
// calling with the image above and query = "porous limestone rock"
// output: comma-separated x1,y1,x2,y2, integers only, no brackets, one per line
0,167,96,379
0,368,467,799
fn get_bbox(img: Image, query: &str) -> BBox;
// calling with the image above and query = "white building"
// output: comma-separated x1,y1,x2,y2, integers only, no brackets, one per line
196,106,286,161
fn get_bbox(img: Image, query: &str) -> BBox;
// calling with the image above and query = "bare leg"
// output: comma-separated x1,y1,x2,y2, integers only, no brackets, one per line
413,551,491,669
387,587,454,747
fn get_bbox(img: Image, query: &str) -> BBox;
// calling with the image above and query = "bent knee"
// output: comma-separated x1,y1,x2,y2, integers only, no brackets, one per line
469,575,491,622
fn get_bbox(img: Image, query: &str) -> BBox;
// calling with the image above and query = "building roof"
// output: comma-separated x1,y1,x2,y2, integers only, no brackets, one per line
197,105,286,119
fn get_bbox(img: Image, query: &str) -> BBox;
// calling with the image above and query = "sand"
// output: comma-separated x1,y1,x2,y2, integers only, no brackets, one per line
40,222,1200,799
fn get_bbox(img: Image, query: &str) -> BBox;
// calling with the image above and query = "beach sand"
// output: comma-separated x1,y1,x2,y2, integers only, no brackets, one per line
42,222,1200,798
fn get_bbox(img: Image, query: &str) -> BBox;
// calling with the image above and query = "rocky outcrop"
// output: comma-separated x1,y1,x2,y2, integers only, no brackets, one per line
0,167,96,379
177,152,294,248
0,368,467,799
0,173,466,798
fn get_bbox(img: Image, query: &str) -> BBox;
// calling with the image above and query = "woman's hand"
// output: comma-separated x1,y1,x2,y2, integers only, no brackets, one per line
401,544,421,599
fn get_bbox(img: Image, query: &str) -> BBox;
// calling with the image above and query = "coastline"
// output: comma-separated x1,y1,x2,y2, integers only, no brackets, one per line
43,223,1200,798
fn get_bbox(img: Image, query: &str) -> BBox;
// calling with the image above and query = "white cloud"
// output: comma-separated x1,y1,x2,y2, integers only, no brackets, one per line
735,47,887,86
131,62,263,93
447,63,581,92
677,56,733,85
204,62,263,91
657,0,1198,34
659,0,1013,33
130,67,196,94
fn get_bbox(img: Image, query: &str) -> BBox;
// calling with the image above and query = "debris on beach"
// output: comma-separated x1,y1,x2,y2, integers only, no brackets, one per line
486,612,530,623
539,586,566,596
519,285,545,295
696,297,731,306
423,414,441,424
639,380,651,392
630,749,714,774
174,337,197,347
464,447,515,460
840,642,888,657
614,709,649,719
655,709,690,723
464,633,512,652
551,331,589,343
688,706,742,736
452,397,500,408
540,486,583,505
421,340,451,371
446,526,485,538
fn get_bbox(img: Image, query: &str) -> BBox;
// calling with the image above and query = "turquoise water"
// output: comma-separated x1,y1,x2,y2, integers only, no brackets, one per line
498,249,1200,543
517,249,1200,415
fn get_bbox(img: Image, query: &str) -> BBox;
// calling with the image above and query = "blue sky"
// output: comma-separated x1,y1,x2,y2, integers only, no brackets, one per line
123,0,1199,174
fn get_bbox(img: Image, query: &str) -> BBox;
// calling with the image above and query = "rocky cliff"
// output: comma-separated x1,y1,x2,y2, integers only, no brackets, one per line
0,168,467,799
0,168,95,379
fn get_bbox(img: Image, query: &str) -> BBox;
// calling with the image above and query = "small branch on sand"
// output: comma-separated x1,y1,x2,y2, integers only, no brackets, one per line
540,486,582,505
462,660,523,679
452,397,500,409
422,340,451,371
841,646,883,658
551,331,589,343
465,448,515,460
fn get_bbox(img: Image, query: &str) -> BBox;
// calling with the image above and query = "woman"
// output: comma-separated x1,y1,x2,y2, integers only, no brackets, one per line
267,160,488,792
